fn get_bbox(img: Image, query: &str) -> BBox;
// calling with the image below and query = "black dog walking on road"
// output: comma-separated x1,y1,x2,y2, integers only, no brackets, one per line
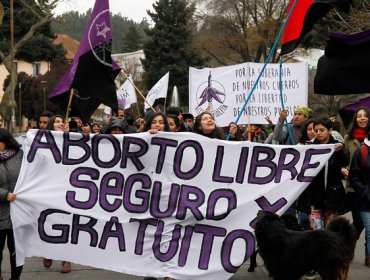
248,213,303,272
255,211,357,280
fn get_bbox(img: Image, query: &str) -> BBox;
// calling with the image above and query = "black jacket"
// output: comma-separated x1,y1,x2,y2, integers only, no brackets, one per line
349,141,370,211
297,137,349,214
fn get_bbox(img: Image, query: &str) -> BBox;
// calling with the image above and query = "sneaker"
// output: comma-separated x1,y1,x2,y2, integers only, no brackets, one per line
43,258,52,268
305,270,318,279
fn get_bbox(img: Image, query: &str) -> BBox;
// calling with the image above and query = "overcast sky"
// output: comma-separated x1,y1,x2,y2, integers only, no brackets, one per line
54,0,156,22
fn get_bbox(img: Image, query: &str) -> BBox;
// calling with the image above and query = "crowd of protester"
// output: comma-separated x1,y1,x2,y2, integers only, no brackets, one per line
1,104,370,280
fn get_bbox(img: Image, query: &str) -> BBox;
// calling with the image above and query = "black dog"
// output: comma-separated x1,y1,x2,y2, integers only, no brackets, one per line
248,213,303,272
255,211,357,280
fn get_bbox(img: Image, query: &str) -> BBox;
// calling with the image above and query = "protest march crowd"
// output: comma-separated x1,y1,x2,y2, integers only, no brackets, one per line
1,103,370,280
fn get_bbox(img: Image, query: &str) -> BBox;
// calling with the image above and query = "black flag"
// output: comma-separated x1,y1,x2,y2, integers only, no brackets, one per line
314,29,370,95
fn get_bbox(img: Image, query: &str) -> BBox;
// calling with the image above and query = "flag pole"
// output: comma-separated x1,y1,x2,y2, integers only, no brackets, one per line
65,88,74,124
225,0,299,141
163,96,167,114
121,71,156,112
136,102,141,118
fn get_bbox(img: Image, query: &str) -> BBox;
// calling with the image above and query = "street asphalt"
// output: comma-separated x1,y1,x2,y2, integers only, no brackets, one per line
1,220,369,279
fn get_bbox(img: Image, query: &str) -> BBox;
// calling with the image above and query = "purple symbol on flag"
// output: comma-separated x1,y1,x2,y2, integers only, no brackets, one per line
198,72,226,107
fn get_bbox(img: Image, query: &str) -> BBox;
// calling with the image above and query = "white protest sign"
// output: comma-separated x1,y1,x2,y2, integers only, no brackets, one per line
12,130,332,279
189,62,308,127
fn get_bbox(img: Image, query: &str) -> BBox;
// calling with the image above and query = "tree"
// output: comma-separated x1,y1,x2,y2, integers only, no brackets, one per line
52,10,150,54
122,25,142,52
193,0,289,65
3,53,67,121
0,0,61,130
300,0,370,50
142,0,206,107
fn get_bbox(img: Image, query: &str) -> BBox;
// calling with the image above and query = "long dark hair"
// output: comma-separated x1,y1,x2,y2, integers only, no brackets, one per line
0,128,21,152
143,112,170,132
193,112,225,140
46,115,65,131
298,118,315,144
167,114,186,132
347,107,370,139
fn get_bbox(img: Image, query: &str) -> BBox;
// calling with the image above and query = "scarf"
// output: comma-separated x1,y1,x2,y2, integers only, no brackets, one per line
353,127,366,141
0,149,16,161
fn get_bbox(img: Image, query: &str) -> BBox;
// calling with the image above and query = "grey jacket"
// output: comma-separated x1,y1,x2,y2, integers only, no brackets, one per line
0,150,23,230
272,118,301,145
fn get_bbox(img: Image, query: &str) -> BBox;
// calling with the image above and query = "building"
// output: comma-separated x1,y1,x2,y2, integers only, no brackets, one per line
112,50,145,83
0,34,80,103
0,60,50,102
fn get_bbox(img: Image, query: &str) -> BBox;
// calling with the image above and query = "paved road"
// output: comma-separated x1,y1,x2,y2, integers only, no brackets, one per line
2,228,369,279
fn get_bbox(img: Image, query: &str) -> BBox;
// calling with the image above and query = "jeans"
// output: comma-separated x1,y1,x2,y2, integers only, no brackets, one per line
360,211,370,255
298,211,310,230
0,229,23,279
348,192,364,238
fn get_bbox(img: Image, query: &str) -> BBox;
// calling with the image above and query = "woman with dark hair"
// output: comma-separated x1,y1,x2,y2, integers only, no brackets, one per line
142,113,170,280
349,123,370,267
43,114,72,273
81,122,92,134
143,112,170,133
344,107,370,265
298,118,316,144
227,122,243,141
45,115,67,132
167,114,186,132
0,128,23,280
297,118,348,227
193,112,225,140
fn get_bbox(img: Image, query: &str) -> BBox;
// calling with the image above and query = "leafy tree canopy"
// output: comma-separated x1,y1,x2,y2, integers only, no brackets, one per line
142,0,206,106
0,0,63,63
52,10,150,54
2,54,68,120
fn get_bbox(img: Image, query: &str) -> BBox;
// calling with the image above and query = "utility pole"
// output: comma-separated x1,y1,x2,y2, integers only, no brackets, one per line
41,80,47,111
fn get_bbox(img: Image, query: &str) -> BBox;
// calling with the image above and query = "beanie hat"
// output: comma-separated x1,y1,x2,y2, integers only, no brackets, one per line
295,106,312,117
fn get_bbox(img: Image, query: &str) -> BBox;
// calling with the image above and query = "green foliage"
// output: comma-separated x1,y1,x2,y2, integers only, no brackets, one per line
0,0,62,62
142,0,206,107
52,10,150,54
122,25,142,52
2,55,68,120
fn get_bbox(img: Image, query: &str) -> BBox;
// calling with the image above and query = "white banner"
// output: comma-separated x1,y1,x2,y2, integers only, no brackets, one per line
189,62,308,127
145,72,169,110
12,130,333,279
117,75,137,109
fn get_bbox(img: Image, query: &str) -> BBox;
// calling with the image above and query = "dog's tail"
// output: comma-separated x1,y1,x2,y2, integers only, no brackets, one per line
326,217,357,249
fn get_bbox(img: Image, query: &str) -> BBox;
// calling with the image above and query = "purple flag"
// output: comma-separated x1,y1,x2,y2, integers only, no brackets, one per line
49,0,120,122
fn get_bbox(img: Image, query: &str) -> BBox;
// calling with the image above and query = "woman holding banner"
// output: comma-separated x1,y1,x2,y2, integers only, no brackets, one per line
143,112,170,134
0,128,24,280
301,118,348,226
43,115,72,273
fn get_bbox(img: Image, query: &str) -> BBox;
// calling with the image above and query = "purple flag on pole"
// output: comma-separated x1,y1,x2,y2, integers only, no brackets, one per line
49,0,120,122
